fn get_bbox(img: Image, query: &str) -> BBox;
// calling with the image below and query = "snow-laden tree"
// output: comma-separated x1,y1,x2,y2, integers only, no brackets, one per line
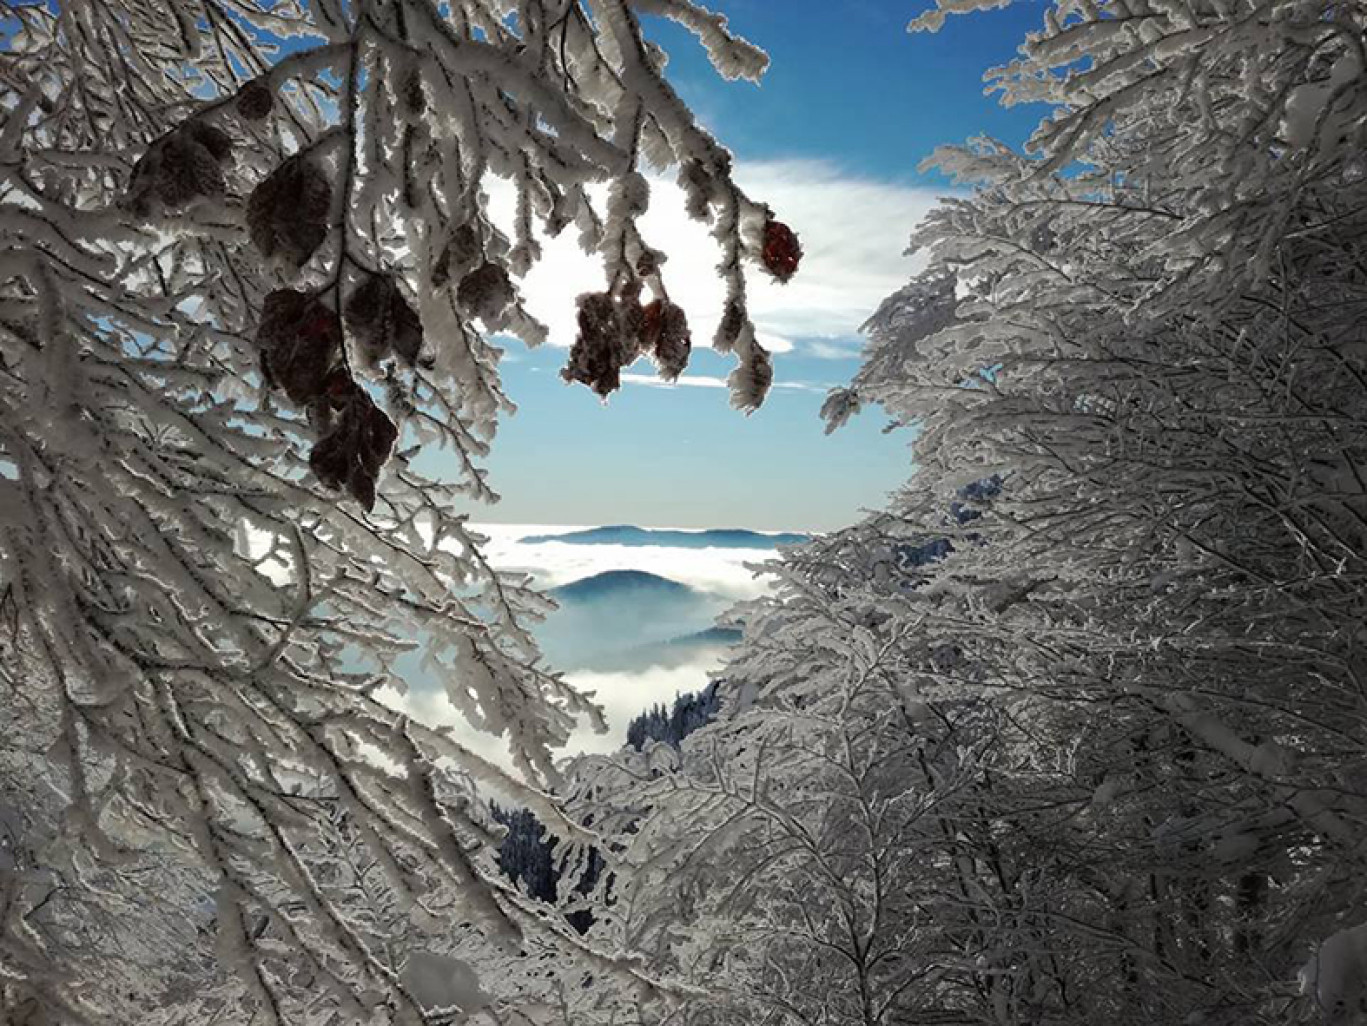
570,0,1367,1023
567,607,1036,1026
820,0,1367,1019
571,510,1164,1026
0,0,800,1021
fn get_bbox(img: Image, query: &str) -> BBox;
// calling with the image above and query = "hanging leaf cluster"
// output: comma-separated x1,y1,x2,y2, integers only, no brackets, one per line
256,289,399,511
561,283,692,398
0,0,816,1020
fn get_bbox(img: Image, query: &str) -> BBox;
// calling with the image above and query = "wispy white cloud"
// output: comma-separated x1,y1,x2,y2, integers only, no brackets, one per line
620,372,830,393
805,338,867,361
622,372,727,389
756,331,795,354
487,161,939,359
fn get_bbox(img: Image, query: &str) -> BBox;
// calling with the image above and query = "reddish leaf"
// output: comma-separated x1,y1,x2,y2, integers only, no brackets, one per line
640,299,691,381
760,219,802,283
323,366,360,405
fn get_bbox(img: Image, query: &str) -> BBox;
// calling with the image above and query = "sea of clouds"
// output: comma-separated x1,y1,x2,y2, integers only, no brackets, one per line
388,524,783,772
473,523,777,600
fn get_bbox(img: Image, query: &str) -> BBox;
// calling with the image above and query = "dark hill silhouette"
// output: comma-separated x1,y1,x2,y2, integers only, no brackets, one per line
521,525,808,548
537,571,717,668
550,569,694,604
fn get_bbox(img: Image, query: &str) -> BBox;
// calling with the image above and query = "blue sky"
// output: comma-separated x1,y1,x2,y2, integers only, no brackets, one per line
463,1,1045,532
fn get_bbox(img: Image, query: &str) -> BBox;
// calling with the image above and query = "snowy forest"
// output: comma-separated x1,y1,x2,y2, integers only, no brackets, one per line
3,0,1367,1023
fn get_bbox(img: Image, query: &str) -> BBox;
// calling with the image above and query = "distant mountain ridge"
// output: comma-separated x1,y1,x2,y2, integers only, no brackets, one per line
565,624,743,673
659,625,742,647
521,525,808,548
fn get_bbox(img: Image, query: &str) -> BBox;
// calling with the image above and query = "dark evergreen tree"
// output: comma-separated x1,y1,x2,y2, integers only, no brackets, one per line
489,804,558,904
626,681,723,751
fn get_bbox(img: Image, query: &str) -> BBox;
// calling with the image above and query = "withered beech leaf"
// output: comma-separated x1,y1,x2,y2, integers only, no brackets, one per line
455,262,514,322
125,123,232,217
236,81,275,120
345,275,423,367
247,157,332,270
308,389,399,511
560,292,641,399
256,290,343,405
760,219,802,283
641,299,691,381
713,299,745,354
432,224,481,288
184,123,233,162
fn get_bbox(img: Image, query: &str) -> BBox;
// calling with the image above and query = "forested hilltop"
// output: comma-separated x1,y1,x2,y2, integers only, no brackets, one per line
3,0,1367,1024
